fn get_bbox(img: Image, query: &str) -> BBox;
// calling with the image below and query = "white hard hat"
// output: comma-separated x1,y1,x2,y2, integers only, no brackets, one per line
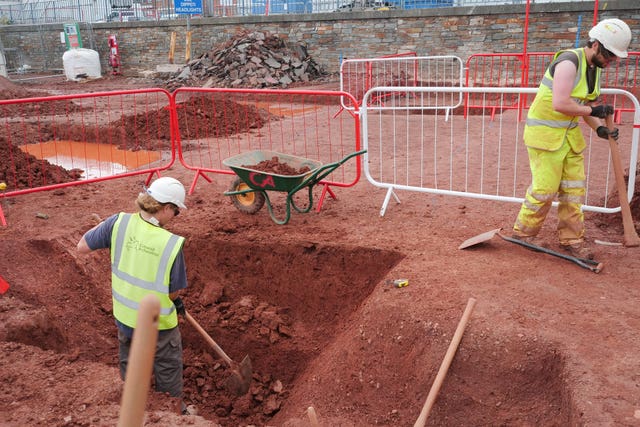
589,18,632,58
145,177,187,209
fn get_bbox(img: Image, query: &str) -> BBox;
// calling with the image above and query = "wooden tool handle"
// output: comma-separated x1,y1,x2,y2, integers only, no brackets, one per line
414,298,477,427
605,115,640,247
185,311,233,366
307,406,320,426
118,295,160,427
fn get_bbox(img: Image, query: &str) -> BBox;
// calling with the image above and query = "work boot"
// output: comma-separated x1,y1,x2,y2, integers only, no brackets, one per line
561,242,595,260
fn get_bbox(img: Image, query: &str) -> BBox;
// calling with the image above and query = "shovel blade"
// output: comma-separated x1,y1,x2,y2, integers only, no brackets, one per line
225,355,252,396
458,228,502,249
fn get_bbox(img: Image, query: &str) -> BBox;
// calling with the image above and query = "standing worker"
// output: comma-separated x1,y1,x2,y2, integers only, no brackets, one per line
512,18,632,259
77,176,191,415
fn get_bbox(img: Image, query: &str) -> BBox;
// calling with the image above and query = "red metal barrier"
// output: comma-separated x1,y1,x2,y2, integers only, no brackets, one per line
465,52,640,122
0,88,175,225
171,87,361,212
602,53,640,122
464,52,539,120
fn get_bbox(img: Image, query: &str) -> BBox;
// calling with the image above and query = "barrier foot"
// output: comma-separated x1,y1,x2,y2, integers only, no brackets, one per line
144,170,161,187
0,205,6,227
315,183,337,213
380,187,400,217
188,169,213,195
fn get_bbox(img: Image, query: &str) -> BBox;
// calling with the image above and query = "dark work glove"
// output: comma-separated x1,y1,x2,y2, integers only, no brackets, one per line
589,105,614,118
173,297,186,316
596,126,619,141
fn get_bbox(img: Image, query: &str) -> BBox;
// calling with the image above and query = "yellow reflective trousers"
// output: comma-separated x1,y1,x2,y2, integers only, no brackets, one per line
513,141,586,244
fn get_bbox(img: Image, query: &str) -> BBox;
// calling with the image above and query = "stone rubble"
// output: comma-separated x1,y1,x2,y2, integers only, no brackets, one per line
165,30,326,90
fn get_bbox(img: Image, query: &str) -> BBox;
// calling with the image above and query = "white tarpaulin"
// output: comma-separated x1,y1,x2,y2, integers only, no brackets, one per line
62,48,101,81
0,51,7,78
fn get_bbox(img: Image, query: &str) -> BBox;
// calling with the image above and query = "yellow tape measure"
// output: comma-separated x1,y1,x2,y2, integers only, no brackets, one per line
386,279,409,288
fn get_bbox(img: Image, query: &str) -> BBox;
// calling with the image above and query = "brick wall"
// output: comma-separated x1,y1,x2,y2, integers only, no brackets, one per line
1,0,638,76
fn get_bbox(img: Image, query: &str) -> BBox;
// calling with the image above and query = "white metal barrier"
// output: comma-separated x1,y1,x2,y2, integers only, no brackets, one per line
361,87,640,216
338,55,464,116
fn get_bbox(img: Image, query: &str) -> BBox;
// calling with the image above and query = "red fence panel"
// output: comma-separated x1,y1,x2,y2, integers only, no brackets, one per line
601,53,640,122
465,52,640,122
171,87,361,211
0,88,174,225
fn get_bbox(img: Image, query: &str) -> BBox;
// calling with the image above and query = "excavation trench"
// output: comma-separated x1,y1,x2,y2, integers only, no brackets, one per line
1,236,574,426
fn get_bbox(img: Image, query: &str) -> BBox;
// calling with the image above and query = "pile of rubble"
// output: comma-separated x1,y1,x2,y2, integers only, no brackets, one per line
165,31,326,90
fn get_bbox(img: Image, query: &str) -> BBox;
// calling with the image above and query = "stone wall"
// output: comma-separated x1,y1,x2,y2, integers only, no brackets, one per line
0,0,638,76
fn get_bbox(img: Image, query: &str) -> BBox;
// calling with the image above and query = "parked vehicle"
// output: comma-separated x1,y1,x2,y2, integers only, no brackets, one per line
334,0,396,11
106,10,142,21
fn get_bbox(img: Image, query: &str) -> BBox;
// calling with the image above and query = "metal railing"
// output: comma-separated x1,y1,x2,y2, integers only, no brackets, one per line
0,88,175,225
0,86,362,225
338,55,464,117
171,87,362,208
361,86,640,217
0,0,595,24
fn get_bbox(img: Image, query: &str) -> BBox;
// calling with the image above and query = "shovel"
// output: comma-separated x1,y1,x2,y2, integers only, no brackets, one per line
458,228,603,273
184,311,252,396
604,114,640,247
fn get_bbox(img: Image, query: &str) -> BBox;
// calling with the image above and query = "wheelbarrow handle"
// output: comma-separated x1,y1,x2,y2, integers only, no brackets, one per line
297,149,367,190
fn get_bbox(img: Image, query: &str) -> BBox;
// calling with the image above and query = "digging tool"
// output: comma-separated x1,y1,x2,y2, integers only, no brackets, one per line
458,228,603,273
118,295,160,427
414,297,477,427
307,406,320,427
604,115,640,247
184,311,252,396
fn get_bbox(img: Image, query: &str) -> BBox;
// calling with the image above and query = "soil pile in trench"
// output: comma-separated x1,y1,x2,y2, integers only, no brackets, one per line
165,31,326,91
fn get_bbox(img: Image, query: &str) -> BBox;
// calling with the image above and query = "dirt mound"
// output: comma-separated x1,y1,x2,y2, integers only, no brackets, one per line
0,76,85,118
51,92,274,152
0,91,273,190
0,76,34,99
165,31,326,91
0,136,81,190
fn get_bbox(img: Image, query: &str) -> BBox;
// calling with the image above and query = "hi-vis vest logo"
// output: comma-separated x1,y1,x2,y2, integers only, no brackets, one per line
125,235,160,256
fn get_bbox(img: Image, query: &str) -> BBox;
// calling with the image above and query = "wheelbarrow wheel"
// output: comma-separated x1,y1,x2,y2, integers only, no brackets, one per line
229,177,265,215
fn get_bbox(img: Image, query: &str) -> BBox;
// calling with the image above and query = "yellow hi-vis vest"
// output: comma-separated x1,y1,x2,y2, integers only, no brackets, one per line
524,48,600,153
110,213,185,330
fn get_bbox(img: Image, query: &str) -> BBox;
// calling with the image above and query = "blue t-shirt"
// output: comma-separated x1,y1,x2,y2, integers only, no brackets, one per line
84,213,188,337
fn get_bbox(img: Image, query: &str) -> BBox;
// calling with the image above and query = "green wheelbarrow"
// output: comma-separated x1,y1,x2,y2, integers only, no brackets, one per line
222,149,366,225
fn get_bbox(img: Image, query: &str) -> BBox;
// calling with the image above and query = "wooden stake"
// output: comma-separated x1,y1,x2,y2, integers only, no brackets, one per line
169,32,176,64
185,31,192,63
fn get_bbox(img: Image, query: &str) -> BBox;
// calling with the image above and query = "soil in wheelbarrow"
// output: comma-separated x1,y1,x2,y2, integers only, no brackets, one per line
2,75,640,427
243,156,311,176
